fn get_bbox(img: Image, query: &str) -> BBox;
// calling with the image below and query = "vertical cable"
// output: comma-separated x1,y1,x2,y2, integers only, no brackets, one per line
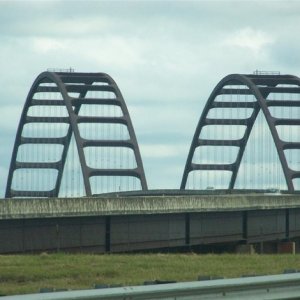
75,87,79,197
198,140,201,189
250,94,254,189
243,87,247,189
41,87,45,196
72,132,75,197
236,85,240,190
95,90,99,194
133,148,136,190
230,85,233,189
192,147,195,189
126,143,129,191
113,101,116,191
277,90,280,189
120,124,123,191
220,93,223,188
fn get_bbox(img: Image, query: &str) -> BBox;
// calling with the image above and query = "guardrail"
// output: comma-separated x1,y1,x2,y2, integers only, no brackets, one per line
3,273,300,299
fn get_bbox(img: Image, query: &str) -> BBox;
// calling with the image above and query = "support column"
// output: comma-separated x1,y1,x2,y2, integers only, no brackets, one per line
236,244,255,254
105,216,111,252
278,241,295,254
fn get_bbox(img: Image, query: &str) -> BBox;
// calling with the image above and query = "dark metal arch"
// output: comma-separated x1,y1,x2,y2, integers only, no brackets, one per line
181,73,300,192
6,71,147,198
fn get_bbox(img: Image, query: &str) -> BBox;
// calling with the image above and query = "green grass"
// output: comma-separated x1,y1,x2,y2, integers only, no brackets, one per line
1,253,300,295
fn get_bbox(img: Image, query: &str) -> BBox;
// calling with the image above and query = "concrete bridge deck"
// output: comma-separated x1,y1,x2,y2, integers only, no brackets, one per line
1,191,300,220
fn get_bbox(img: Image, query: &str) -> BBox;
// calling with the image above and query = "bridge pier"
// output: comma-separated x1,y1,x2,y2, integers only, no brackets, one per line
278,241,296,254
235,244,255,254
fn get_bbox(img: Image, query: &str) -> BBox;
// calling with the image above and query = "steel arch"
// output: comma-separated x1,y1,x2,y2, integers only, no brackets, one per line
181,73,300,192
6,71,147,198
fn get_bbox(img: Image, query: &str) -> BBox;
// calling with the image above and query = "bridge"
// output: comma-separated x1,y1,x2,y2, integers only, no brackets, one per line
1,71,300,253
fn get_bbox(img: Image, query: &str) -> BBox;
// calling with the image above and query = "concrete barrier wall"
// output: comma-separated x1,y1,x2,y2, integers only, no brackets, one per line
1,195,300,220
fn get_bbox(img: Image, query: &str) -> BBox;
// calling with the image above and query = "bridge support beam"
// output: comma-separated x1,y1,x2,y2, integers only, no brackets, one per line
277,241,296,254
235,244,255,254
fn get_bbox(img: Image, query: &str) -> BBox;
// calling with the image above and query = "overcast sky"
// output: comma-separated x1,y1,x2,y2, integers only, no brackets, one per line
1,0,300,197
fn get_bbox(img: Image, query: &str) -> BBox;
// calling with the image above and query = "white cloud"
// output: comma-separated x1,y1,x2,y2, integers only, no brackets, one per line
83,36,145,69
32,37,67,53
0,105,22,131
223,27,274,54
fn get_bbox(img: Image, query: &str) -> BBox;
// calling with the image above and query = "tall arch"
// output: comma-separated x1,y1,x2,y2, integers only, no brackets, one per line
181,73,300,192
6,71,147,198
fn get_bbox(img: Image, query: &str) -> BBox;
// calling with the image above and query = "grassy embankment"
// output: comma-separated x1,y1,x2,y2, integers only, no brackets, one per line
1,253,300,295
